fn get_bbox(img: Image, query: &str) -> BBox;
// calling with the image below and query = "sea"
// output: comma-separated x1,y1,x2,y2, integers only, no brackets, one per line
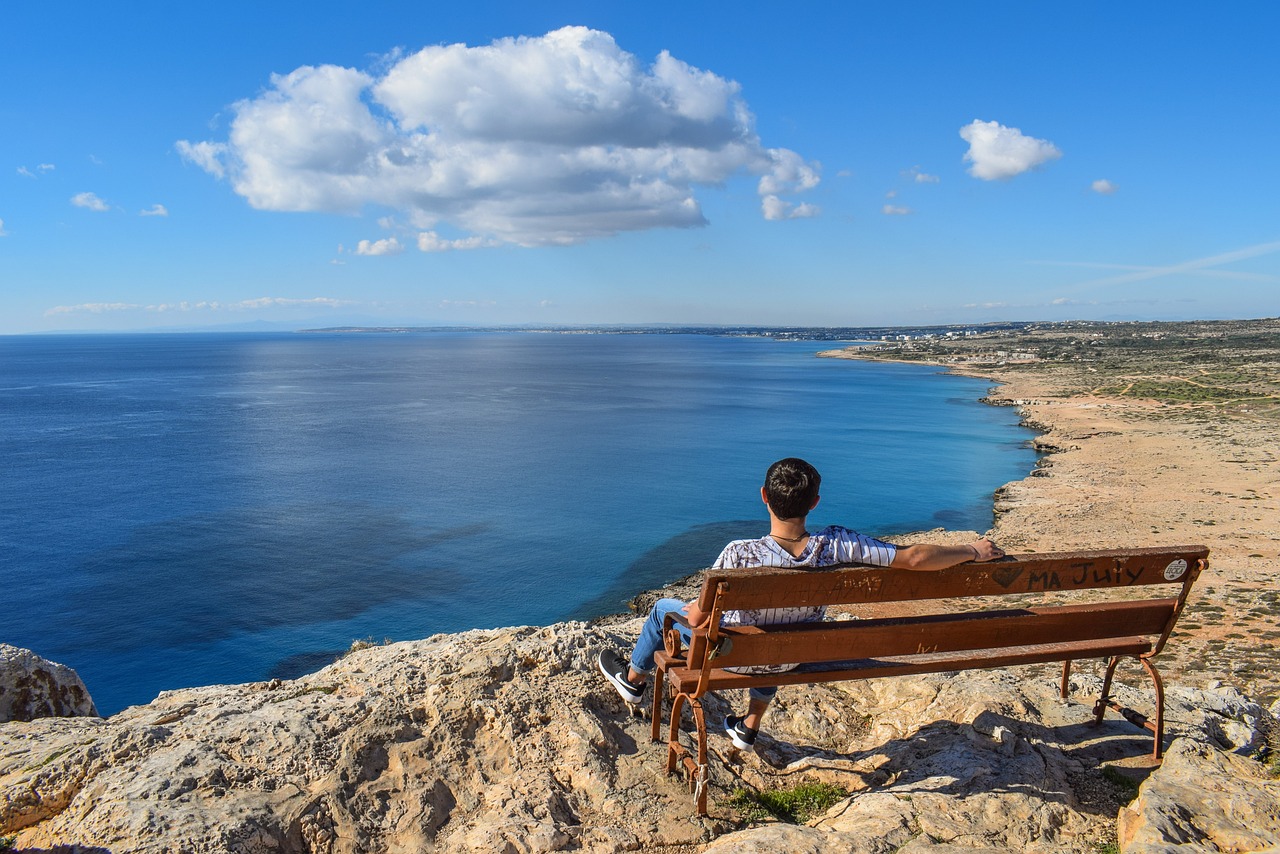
0,331,1038,715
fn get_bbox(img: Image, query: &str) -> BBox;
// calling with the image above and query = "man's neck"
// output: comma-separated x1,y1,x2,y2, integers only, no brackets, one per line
768,518,810,556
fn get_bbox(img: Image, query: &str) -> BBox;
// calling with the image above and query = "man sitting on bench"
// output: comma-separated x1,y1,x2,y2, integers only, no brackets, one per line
598,457,1005,748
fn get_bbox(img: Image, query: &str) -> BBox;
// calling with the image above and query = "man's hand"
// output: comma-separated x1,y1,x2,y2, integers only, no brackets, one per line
682,602,710,629
970,538,1005,562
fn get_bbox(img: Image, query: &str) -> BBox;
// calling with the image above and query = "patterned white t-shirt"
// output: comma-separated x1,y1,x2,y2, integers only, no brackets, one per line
711,525,897,673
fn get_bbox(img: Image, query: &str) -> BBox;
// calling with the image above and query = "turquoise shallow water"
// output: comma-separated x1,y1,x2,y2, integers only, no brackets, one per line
0,331,1038,714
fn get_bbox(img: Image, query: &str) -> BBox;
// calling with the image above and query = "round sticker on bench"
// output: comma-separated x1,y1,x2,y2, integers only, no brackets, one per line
1164,559,1188,581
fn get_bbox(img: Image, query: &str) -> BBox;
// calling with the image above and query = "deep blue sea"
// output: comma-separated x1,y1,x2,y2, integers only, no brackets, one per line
1,331,1037,715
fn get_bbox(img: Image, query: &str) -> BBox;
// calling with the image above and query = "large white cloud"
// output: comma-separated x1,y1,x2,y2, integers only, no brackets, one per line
959,119,1061,180
177,27,818,247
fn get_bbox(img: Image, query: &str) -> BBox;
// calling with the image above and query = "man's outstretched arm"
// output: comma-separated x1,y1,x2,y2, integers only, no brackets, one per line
890,537,1004,571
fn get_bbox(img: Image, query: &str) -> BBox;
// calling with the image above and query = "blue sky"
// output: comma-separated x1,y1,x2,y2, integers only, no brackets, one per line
2,1,1278,333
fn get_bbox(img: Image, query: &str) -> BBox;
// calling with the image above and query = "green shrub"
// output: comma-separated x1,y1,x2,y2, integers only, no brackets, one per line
727,781,848,823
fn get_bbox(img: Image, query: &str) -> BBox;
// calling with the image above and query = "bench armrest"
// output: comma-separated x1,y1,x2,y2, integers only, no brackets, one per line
662,610,694,659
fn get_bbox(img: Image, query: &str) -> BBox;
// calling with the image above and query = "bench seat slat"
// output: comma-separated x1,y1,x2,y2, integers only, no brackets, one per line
702,598,1177,668
661,636,1155,694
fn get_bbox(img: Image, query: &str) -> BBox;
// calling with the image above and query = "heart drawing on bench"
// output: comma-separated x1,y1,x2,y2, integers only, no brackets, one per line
992,566,1024,588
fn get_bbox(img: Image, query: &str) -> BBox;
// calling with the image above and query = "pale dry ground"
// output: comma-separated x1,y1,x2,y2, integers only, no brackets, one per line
822,348,1280,708
980,371,1280,707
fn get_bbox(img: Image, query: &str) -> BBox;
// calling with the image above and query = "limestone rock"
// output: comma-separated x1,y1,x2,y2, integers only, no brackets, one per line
0,644,98,722
2,623,1278,853
1117,737,1280,852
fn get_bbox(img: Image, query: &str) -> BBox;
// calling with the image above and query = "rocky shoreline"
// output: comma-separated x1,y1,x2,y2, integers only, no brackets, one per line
5,329,1280,852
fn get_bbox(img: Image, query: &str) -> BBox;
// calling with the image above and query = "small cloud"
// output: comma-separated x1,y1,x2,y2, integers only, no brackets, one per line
882,204,913,215
140,204,169,217
71,192,111,212
89,155,104,166
761,195,820,221
1091,179,1117,195
233,296,349,309
16,164,54,178
45,302,141,316
175,140,228,178
959,119,1061,180
0,218,8,237
836,169,854,178
417,231,497,252
354,236,405,256
902,165,939,184
539,299,554,308
885,189,898,199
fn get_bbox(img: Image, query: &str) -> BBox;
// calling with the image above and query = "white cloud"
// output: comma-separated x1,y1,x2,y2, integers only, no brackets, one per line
902,165,939,184
70,192,110,212
1063,239,1280,290
16,164,54,179
959,119,1062,180
1091,178,1117,194
417,231,497,252
233,297,350,309
45,297,350,317
882,204,913,215
761,195,820,221
175,140,228,178
354,236,405,256
140,204,169,217
177,26,819,247
45,302,141,316
0,218,6,237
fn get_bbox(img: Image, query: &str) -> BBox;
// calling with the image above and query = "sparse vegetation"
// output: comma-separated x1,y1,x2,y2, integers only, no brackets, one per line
0,835,16,851
1101,765,1142,804
346,636,394,655
727,781,848,824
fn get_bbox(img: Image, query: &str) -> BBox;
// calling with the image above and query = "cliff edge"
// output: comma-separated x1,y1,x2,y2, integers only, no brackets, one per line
3,620,1277,853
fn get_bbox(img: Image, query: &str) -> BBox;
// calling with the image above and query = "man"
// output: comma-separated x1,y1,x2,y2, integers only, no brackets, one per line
598,457,1005,749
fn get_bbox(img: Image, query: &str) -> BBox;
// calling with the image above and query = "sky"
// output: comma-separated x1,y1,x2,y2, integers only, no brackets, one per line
2,1,1279,334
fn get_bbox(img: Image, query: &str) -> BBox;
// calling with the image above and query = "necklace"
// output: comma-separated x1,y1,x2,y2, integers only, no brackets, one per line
769,532,809,542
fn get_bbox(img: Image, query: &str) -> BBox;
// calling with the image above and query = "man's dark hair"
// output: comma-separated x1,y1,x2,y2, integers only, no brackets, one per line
763,458,821,520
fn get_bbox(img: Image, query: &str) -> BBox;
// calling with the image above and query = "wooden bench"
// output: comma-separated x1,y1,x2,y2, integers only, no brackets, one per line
650,544,1209,815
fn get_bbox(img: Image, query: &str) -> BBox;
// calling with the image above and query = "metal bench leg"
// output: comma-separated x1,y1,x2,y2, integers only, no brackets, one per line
1060,660,1072,700
650,669,665,743
666,692,687,774
1091,655,1167,760
690,697,709,816
1093,655,1121,725
1140,656,1165,760
664,692,711,815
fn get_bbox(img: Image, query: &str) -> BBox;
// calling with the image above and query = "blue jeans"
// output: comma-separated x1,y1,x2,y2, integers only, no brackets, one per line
630,597,777,703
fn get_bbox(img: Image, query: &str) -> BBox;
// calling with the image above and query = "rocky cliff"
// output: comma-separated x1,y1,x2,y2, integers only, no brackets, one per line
2,620,1277,853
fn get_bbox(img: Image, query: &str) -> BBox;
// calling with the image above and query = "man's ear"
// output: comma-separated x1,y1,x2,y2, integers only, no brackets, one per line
760,486,770,506
810,494,821,511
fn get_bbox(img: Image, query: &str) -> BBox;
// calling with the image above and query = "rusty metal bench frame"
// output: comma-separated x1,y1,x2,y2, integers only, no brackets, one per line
650,545,1209,814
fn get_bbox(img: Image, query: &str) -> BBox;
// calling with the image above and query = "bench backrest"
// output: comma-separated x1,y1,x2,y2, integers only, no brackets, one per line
687,546,1208,671
695,545,1207,611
